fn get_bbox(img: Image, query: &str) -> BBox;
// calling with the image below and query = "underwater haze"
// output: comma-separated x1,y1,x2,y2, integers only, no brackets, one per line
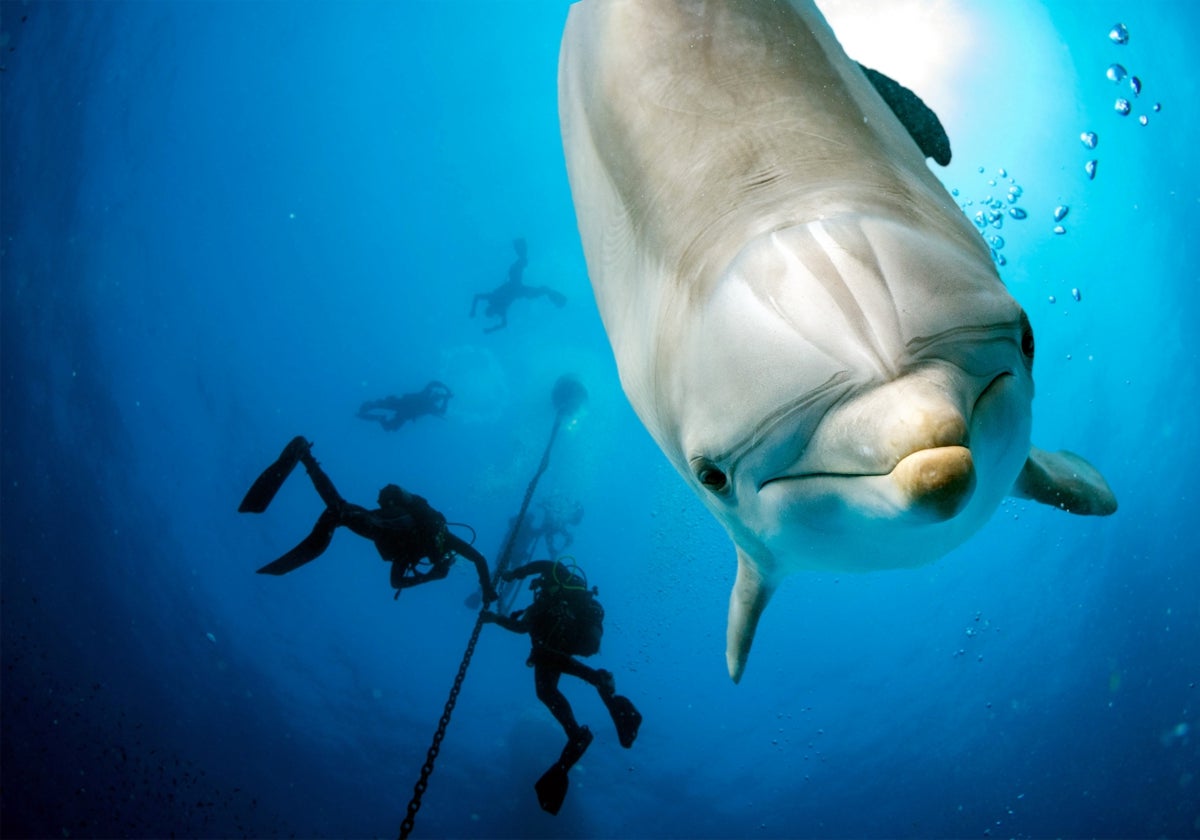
2,1,1198,838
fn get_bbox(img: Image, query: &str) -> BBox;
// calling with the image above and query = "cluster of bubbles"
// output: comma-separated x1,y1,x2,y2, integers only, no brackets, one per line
1078,23,1163,181
949,23,1167,307
951,169,1085,305
951,167,1030,269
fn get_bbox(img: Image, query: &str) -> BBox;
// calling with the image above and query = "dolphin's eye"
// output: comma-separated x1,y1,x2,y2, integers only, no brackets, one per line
1019,309,1035,365
693,459,729,494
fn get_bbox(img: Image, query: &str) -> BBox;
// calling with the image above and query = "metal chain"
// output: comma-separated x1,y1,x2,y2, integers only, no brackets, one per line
398,610,485,840
397,411,564,839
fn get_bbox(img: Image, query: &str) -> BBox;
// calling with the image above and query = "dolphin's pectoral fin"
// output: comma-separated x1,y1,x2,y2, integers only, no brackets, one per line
857,63,952,166
726,548,777,684
1011,446,1118,516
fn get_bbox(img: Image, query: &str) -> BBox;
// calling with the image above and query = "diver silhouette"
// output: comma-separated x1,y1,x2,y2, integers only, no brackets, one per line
482,560,640,814
470,238,566,333
357,380,453,432
238,436,497,604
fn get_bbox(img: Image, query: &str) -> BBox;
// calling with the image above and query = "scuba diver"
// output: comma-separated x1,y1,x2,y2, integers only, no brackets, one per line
238,436,497,604
469,237,566,333
482,559,641,815
356,380,453,432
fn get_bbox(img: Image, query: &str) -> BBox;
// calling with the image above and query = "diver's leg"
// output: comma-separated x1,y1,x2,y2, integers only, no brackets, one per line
297,449,344,510
257,508,340,575
532,653,593,816
553,653,615,695
534,661,584,739
357,399,381,417
551,653,636,744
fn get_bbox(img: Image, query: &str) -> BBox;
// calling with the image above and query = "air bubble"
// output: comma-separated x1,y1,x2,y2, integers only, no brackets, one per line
1080,131,1098,149
1106,64,1127,83
1085,160,1098,180
1109,23,1129,45
1053,205,1069,222
1129,76,1142,96
1115,98,1131,116
1053,225,1066,235
1139,115,1149,126
1071,288,1081,302
1008,207,1027,220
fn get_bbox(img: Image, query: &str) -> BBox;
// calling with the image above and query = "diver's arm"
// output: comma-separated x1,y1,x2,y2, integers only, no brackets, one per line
482,610,528,635
396,560,450,589
445,533,497,603
503,559,557,581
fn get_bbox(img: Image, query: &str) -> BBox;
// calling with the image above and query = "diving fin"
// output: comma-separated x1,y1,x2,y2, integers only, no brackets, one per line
603,694,642,749
858,63,952,166
238,436,311,513
534,726,593,815
256,510,337,575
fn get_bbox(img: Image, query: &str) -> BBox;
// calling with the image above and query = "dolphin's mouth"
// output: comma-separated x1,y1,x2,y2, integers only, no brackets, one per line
758,444,967,488
758,444,977,521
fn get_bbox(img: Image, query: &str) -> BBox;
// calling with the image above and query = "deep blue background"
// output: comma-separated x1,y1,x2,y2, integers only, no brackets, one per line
2,1,1197,838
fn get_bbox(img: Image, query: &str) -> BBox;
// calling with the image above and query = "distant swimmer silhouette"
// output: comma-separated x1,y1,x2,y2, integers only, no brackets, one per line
357,380,452,432
470,238,566,333
238,436,497,604
482,560,640,814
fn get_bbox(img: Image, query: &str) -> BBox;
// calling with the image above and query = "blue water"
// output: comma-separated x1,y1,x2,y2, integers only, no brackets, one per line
2,1,1197,838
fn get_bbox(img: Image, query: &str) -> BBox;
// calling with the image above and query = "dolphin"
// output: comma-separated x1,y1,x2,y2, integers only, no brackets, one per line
558,0,1118,682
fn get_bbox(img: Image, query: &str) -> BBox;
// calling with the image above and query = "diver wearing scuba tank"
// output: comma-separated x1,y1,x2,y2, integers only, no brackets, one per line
239,436,497,604
482,559,641,814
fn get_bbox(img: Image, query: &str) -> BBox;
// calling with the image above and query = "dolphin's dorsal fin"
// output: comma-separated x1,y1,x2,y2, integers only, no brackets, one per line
857,63,952,166
726,547,777,683
1012,446,1118,515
